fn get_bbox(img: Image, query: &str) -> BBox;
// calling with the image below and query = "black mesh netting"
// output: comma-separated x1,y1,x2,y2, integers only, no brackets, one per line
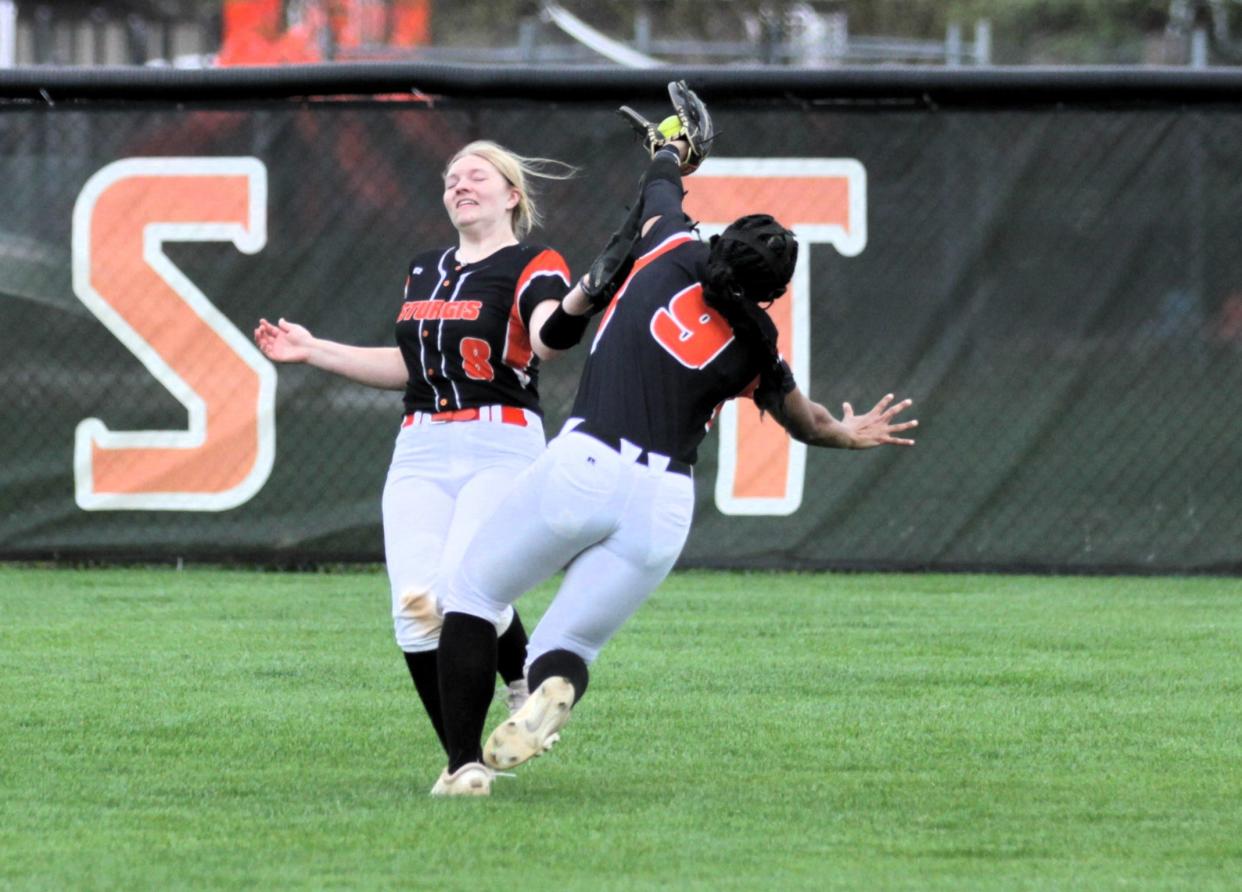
1,96,1239,572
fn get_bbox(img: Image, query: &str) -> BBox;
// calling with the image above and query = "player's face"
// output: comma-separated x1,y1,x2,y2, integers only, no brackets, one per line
443,155,520,234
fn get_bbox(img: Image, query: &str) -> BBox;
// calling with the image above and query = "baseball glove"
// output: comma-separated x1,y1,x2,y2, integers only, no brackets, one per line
667,79,714,172
616,106,674,158
580,194,644,312
617,80,715,174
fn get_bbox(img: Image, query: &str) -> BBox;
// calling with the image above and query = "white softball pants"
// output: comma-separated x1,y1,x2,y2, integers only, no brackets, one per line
444,427,696,667
382,407,545,653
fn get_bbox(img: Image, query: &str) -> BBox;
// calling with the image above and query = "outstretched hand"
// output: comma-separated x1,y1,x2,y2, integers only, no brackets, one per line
254,317,313,364
840,393,918,448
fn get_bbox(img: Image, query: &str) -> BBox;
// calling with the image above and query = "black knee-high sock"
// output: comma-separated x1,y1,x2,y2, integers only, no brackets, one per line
496,609,529,685
402,650,447,751
528,648,590,706
438,611,498,772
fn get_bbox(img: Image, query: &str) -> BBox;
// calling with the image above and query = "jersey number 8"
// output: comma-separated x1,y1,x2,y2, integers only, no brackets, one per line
460,336,496,381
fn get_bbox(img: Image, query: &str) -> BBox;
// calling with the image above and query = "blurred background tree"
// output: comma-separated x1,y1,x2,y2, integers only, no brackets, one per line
1,0,1236,67
427,0,1220,66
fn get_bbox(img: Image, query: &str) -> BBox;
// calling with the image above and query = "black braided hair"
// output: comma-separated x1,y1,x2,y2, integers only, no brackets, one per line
701,214,799,413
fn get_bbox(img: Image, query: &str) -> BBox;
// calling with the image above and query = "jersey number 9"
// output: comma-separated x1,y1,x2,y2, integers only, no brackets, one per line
649,284,734,369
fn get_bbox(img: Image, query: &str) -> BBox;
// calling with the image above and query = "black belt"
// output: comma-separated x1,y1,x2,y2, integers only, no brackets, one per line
573,423,693,477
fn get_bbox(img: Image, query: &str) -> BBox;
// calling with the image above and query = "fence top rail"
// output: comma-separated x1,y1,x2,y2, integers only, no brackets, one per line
3,63,1242,106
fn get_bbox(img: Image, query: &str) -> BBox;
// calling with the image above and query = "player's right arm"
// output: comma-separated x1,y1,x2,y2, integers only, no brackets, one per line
640,139,691,236
620,81,712,238
254,317,407,390
770,388,918,449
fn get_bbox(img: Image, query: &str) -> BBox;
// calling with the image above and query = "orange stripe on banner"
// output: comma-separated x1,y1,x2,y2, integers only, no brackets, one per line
731,289,793,500
687,177,851,234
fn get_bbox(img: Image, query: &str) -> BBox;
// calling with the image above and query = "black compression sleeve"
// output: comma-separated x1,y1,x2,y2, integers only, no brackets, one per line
643,146,685,222
539,302,591,349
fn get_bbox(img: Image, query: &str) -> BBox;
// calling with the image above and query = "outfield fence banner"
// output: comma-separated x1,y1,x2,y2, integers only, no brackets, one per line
1,66,1240,572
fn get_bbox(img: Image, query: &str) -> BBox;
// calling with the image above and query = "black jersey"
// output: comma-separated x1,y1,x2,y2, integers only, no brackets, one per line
395,243,570,415
571,215,793,465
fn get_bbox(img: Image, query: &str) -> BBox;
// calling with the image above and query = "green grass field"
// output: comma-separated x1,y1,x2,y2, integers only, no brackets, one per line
1,566,1240,890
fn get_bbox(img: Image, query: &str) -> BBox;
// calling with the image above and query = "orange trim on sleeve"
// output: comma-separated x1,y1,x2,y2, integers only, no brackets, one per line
505,248,570,371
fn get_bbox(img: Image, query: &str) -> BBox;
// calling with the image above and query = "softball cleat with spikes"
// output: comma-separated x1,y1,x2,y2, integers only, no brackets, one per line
483,676,575,770
430,761,496,797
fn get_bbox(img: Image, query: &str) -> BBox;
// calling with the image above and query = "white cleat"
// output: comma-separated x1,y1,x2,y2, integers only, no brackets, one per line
430,761,495,797
504,677,530,715
484,676,574,770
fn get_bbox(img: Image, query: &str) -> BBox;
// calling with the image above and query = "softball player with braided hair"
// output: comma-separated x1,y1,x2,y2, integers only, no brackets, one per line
428,87,918,796
254,139,587,759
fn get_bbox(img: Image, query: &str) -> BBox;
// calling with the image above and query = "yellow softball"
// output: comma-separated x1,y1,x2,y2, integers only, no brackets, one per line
658,115,682,140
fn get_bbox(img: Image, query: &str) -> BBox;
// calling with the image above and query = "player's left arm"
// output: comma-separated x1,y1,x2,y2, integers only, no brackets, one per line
770,388,918,449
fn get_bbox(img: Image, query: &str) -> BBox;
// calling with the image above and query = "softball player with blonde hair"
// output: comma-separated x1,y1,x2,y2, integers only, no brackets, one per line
429,86,919,796
255,139,584,758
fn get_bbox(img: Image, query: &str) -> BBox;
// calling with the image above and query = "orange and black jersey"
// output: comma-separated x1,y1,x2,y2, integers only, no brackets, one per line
395,243,570,415
571,215,795,466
